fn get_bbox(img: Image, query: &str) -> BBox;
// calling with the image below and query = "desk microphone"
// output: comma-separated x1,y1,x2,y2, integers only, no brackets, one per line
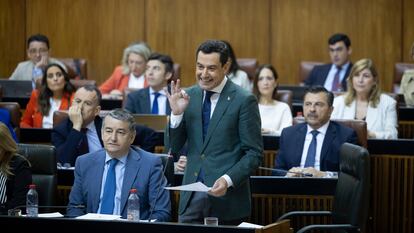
258,166,313,177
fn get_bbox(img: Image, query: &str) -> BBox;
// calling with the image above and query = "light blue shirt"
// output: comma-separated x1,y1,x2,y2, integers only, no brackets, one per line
97,152,128,215
85,120,102,153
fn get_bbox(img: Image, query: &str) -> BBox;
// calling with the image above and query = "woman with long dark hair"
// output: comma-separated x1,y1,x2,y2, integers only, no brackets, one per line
21,63,75,128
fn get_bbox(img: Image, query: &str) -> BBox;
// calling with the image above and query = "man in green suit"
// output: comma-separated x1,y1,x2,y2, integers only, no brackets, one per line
166,40,263,224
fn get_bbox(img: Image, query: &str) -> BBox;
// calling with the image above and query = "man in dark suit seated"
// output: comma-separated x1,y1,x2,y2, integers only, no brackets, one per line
67,108,171,221
125,53,173,115
274,86,357,176
52,85,159,166
304,33,353,92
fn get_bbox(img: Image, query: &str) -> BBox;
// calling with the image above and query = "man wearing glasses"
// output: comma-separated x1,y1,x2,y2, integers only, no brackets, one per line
9,33,66,89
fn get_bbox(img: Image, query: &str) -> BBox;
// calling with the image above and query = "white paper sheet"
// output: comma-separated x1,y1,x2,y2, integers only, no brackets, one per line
75,213,122,220
38,212,64,218
164,182,211,192
238,222,263,228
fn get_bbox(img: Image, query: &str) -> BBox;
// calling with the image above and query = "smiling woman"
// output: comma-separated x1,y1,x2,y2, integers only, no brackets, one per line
331,58,398,139
20,63,75,128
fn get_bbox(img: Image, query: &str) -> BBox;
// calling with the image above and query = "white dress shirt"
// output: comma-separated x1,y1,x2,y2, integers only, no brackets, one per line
85,120,102,153
128,73,145,89
324,62,351,91
42,98,62,128
97,152,128,215
299,121,330,170
149,87,168,115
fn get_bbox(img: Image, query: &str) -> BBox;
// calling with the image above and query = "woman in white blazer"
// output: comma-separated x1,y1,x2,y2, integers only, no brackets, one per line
331,58,398,139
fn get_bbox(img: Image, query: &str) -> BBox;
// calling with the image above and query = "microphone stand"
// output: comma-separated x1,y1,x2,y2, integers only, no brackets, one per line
259,166,313,177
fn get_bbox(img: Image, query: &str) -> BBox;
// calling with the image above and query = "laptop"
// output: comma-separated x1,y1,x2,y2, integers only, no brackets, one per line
278,85,308,104
0,80,33,97
133,114,168,131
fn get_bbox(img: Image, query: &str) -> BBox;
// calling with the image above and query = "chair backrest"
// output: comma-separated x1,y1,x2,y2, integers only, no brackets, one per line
333,142,370,229
122,87,141,107
56,58,88,80
394,63,414,93
293,117,368,148
237,58,258,81
0,102,21,140
133,114,168,132
17,143,57,209
275,90,293,112
131,146,173,185
69,79,97,90
299,61,324,84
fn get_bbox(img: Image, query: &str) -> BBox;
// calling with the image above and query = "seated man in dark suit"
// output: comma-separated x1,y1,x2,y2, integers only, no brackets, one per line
304,33,353,92
274,86,357,176
125,53,173,115
52,85,159,166
67,108,171,221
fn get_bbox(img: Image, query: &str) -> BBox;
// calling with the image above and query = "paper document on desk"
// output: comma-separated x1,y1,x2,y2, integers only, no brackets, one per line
164,182,211,192
238,222,263,228
76,213,121,220
38,212,64,218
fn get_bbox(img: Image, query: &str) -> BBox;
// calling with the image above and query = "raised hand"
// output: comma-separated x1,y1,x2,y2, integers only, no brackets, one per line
68,105,83,131
165,79,190,115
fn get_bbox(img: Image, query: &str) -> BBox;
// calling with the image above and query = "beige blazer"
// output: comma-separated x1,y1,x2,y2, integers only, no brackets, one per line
9,58,66,80
331,94,398,139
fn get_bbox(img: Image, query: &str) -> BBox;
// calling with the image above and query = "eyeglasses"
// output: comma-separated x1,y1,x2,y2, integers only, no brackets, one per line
28,48,49,55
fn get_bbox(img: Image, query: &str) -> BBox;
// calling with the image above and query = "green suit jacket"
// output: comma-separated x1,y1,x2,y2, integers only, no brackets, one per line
167,80,263,220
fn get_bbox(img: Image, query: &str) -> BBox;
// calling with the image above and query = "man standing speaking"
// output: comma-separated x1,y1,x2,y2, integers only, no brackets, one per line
166,40,263,225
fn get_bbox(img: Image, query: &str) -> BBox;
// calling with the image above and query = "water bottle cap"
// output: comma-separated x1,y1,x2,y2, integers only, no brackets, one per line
130,188,137,193
29,184,36,189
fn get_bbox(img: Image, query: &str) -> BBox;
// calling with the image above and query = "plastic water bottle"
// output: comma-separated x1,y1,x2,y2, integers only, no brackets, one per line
26,184,38,217
127,188,140,221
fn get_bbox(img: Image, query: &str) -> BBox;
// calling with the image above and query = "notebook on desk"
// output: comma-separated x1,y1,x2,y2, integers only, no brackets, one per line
133,114,168,131
0,80,32,97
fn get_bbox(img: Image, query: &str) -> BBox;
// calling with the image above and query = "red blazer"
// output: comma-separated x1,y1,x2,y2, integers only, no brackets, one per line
20,90,74,128
99,66,148,94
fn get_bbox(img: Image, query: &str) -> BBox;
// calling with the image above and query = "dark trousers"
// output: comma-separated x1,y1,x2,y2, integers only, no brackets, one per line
178,191,247,226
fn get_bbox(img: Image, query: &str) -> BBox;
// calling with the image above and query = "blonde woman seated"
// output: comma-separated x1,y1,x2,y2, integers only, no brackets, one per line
253,64,292,135
331,58,398,139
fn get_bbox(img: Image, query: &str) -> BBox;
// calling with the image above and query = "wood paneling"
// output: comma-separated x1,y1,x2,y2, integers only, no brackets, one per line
145,0,270,87
25,0,145,84
403,0,414,62
271,0,402,92
0,0,25,78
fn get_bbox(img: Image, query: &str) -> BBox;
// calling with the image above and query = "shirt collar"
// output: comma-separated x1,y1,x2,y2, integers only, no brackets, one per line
207,77,228,94
105,150,129,164
306,120,330,135
149,87,167,96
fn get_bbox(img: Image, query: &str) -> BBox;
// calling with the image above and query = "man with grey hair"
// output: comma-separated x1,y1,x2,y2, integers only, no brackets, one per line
100,41,152,99
67,108,171,221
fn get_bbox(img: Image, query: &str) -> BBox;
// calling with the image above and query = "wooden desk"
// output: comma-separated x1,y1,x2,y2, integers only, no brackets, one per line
0,216,291,233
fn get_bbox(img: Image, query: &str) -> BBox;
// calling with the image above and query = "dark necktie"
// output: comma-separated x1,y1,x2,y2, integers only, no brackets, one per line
100,158,119,214
304,130,319,167
331,66,342,91
202,91,215,141
151,92,161,114
78,128,89,155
